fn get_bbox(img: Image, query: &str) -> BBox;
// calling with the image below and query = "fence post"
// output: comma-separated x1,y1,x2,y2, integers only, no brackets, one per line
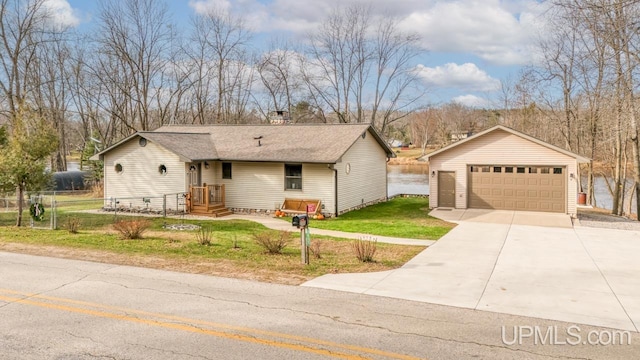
51,196,56,230
163,194,167,218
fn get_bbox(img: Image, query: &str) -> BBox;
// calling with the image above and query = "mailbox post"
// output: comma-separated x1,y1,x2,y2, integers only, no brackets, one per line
292,214,309,265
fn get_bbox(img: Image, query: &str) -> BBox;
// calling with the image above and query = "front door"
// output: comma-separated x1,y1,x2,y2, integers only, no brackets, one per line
188,163,201,187
438,171,456,208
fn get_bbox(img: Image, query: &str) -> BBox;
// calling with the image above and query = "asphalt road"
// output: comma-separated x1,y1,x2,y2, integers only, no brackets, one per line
0,252,638,360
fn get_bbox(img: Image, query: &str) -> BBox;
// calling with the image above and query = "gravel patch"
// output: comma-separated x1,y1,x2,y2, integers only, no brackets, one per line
577,210,640,231
163,223,201,231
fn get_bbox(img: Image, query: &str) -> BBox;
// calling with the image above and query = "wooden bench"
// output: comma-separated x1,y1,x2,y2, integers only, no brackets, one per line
281,199,321,215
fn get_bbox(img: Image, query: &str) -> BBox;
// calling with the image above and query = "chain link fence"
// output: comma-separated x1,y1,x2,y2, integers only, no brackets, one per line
0,191,190,230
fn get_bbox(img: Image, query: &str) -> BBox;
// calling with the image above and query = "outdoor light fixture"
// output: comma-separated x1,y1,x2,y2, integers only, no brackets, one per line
570,173,575,179
431,171,435,177
204,162,210,169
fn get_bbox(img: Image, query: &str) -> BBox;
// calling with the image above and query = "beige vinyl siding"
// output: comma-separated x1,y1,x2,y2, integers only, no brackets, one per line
429,129,579,215
336,129,388,213
104,138,186,210
218,162,335,213
200,162,217,185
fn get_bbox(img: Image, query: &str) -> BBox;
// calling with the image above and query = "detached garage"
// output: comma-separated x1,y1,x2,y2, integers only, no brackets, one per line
424,125,590,217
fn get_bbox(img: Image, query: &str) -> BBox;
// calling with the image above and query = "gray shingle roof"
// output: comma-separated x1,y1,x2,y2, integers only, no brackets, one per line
94,124,395,163
140,132,217,161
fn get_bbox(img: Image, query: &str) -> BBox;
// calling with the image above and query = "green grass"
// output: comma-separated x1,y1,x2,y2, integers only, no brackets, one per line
302,197,454,240
0,211,424,284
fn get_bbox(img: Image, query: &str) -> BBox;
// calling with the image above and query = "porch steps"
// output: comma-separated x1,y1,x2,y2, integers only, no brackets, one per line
190,204,233,218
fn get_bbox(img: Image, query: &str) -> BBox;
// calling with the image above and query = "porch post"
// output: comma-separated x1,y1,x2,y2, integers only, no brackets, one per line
204,183,209,209
221,184,225,207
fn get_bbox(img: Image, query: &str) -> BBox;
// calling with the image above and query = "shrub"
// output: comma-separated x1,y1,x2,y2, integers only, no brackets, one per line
253,231,290,254
65,217,81,234
112,219,151,239
196,226,214,246
351,237,377,262
309,240,322,259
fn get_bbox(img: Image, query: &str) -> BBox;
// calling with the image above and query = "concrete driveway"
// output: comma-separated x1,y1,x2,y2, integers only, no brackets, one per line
302,209,640,332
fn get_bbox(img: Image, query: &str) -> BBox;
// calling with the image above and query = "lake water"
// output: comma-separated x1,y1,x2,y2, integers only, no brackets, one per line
387,164,631,213
387,165,429,197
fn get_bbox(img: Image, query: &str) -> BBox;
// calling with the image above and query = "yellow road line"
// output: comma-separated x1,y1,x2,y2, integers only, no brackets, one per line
0,294,368,359
0,289,424,360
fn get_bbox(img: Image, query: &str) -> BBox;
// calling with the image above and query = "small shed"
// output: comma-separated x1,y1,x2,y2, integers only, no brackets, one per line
423,125,590,217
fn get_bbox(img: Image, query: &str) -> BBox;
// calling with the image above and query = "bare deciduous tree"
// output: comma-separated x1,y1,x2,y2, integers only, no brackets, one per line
95,0,173,132
190,7,253,124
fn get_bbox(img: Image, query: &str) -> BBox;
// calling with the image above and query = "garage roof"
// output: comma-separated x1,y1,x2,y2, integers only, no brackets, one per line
422,125,590,163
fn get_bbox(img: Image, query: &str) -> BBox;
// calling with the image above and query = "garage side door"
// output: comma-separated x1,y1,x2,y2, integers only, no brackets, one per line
468,166,565,213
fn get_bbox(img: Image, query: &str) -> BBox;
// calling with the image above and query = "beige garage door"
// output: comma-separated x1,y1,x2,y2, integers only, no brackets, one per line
468,165,566,213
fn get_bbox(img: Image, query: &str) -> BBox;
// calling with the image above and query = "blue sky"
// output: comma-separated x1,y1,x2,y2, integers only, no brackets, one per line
53,0,547,108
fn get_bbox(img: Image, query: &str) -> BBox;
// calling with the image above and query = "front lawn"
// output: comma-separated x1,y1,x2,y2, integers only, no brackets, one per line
0,212,424,285
304,197,454,240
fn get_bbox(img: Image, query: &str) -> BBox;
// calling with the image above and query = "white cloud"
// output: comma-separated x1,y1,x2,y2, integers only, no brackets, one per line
186,0,545,65
399,0,543,65
452,94,490,108
415,63,500,92
234,0,543,65
43,0,80,27
189,0,232,14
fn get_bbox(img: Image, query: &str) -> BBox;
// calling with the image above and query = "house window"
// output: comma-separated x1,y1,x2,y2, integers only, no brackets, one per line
285,164,302,190
481,166,490,173
222,162,232,179
505,167,513,173
540,167,550,174
553,167,563,174
493,166,502,173
115,163,123,174
529,167,538,174
470,166,479,172
158,164,167,175
516,167,525,174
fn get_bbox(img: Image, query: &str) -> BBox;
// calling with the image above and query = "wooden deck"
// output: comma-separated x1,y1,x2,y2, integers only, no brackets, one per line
189,184,233,217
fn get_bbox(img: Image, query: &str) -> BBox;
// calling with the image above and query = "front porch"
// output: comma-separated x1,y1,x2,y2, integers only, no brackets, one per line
188,184,233,217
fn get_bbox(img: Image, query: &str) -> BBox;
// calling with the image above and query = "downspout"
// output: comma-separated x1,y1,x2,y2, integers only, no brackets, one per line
386,157,390,199
331,164,338,217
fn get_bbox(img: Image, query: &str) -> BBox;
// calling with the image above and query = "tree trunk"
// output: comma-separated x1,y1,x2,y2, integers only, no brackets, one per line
612,132,622,215
587,162,595,206
16,183,24,227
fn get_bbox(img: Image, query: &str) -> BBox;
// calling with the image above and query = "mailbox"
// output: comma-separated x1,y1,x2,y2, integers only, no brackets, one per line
292,214,308,228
